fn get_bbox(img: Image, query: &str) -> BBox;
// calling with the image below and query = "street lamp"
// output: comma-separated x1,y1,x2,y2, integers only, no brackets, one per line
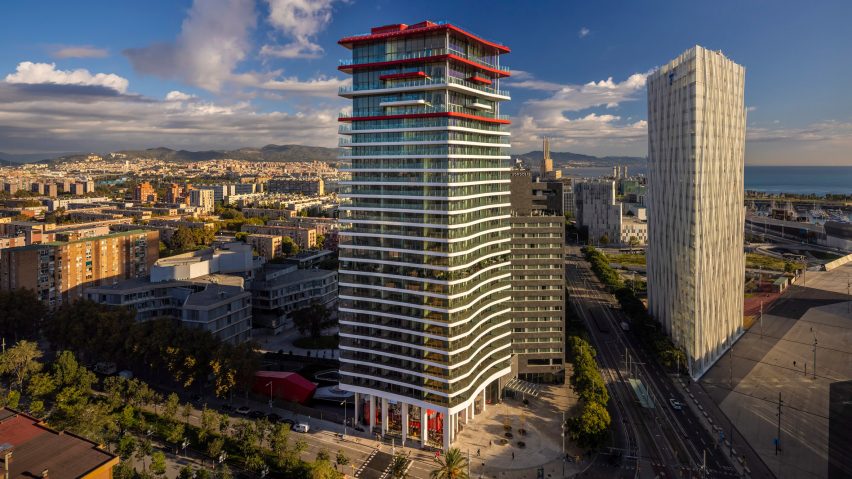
260,465,269,478
181,437,189,458
341,398,348,437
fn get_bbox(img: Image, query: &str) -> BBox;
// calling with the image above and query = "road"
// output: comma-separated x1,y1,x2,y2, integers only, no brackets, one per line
565,246,743,478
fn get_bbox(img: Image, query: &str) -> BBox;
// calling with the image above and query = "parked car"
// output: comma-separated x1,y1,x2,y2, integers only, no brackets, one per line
669,398,683,411
293,423,310,433
248,410,265,419
266,413,281,423
236,406,251,415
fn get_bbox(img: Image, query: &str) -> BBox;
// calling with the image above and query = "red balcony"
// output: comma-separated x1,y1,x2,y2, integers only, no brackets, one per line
468,75,492,85
380,71,428,81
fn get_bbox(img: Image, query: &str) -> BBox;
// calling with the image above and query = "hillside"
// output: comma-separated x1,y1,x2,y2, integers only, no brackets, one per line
43,144,340,165
516,150,646,167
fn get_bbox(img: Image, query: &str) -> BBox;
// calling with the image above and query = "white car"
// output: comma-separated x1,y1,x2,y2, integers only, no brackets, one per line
235,406,251,415
293,423,310,433
669,398,683,411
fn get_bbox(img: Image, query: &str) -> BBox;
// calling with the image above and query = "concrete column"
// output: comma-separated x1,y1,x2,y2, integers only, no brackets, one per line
381,397,389,435
481,388,487,412
369,395,376,432
469,402,475,421
401,403,408,445
420,407,428,447
353,393,360,426
443,413,451,451
463,405,468,423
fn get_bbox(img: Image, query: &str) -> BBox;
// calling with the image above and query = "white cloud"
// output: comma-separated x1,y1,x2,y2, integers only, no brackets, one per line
509,71,651,154
124,0,256,92
5,61,129,93
746,105,757,112
262,0,337,59
0,81,340,154
51,46,109,59
578,27,590,38
165,90,197,101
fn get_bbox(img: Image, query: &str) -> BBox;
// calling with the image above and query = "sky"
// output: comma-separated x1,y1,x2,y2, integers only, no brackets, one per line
1,0,851,165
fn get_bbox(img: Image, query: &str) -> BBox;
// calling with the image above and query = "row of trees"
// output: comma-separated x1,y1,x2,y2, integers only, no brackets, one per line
565,336,611,448
0,342,344,478
46,299,259,398
581,246,686,369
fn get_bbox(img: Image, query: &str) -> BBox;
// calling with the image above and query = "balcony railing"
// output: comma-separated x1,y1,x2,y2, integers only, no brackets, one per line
339,76,510,98
339,104,509,121
339,45,509,72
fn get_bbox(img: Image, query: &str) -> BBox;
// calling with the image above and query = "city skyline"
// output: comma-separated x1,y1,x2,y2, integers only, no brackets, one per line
0,0,850,166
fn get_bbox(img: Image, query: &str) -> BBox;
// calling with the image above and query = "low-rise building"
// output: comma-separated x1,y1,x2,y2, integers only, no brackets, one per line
251,263,337,335
246,233,282,260
0,408,119,479
86,274,252,344
241,224,317,249
267,178,325,196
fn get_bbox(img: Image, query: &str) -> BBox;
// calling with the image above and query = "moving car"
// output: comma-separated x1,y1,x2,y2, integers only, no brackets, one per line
669,398,683,410
236,406,251,415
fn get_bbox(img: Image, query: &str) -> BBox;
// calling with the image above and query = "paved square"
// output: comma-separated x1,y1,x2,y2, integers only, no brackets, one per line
701,262,852,479
452,384,587,478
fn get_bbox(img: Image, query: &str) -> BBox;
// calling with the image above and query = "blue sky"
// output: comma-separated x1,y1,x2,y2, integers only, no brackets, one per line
1,0,851,165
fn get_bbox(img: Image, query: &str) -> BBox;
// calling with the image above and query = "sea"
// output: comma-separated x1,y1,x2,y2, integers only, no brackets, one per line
562,165,852,196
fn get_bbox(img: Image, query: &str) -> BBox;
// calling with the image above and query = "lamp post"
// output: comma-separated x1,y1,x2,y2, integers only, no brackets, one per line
341,398,348,437
181,437,189,459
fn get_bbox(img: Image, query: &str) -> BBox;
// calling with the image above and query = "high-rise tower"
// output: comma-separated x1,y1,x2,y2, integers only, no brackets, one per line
647,46,746,379
337,21,512,450
541,137,553,177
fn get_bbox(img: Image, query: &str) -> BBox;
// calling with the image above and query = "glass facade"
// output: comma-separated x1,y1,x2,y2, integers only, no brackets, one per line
338,24,512,410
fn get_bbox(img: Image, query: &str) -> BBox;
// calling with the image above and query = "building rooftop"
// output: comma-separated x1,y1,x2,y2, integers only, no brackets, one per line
0,408,119,479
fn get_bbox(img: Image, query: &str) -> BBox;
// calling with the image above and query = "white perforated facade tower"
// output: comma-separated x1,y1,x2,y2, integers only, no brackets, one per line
647,46,746,379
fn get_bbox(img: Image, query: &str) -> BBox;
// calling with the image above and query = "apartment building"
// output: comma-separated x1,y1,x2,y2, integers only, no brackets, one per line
86,274,252,344
267,178,325,196
0,229,159,307
251,263,338,335
134,181,157,203
337,20,513,449
241,224,317,249
509,168,565,383
189,188,215,213
246,233,283,260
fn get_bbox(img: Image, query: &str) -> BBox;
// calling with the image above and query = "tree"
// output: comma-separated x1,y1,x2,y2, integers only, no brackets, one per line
4,390,20,409
316,234,325,249
26,372,57,399
0,290,46,341
163,392,180,422
271,423,292,466
150,451,167,477
200,406,220,442
316,449,331,462
388,453,409,479
336,450,350,470
281,236,299,256
1,340,43,390
628,236,640,248
430,448,468,479
207,436,225,462
28,399,45,417
117,434,137,459
599,234,610,246
291,303,332,340
569,401,611,448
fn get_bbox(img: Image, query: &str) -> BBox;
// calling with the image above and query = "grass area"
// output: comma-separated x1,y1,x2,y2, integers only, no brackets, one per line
746,253,800,272
608,253,646,266
293,335,339,349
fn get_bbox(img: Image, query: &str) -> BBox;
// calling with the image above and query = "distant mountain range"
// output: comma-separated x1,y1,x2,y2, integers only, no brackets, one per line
516,150,646,168
5,145,645,168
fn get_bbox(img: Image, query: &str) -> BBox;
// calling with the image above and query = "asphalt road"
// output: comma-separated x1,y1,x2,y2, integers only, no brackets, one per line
565,247,743,478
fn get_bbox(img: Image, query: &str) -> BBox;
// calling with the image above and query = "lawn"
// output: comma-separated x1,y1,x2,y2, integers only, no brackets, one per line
608,253,646,266
293,334,339,349
746,253,801,272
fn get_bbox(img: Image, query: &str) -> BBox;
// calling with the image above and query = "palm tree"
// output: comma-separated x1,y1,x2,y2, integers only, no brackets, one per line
430,448,468,479
388,452,410,479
